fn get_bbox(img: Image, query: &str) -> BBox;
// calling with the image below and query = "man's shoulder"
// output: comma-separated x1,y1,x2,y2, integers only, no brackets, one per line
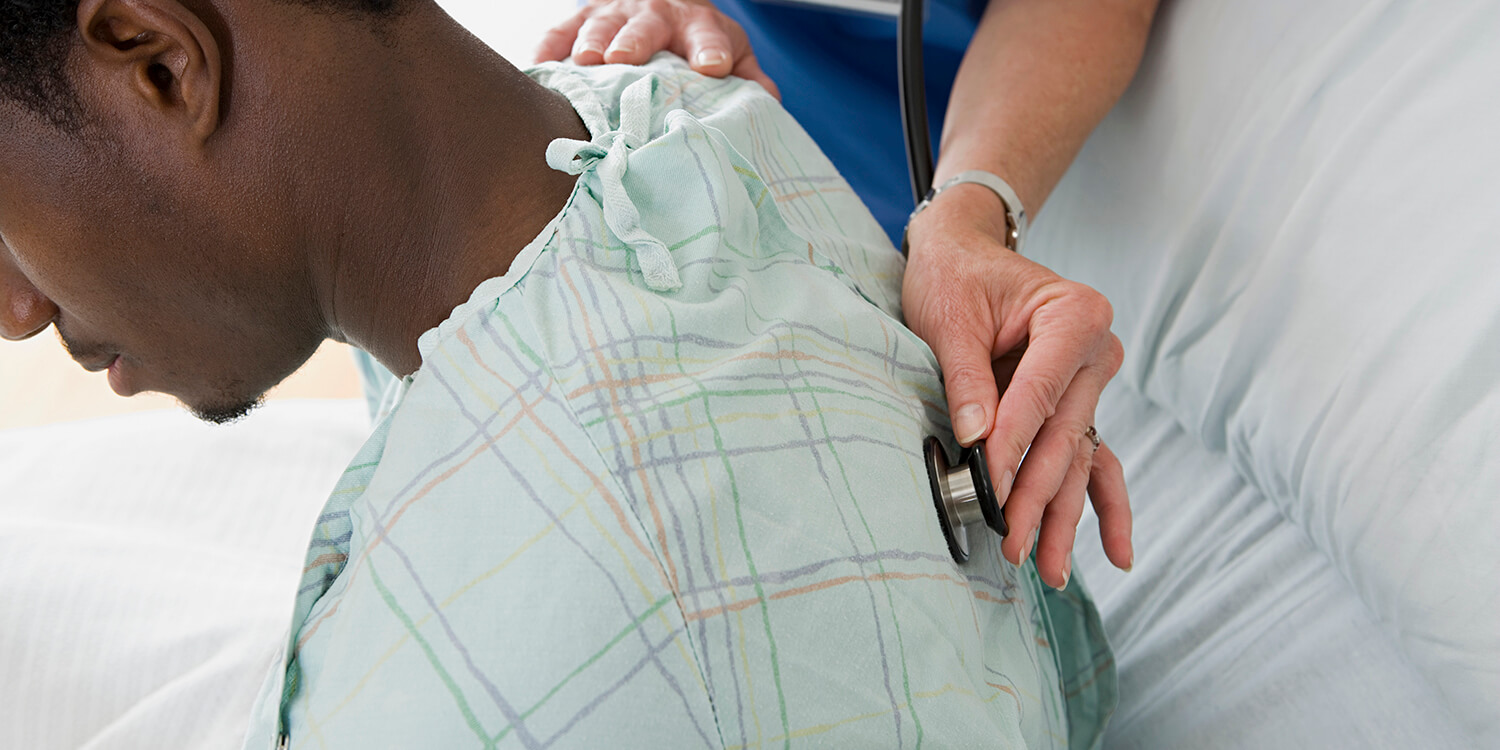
528,54,905,322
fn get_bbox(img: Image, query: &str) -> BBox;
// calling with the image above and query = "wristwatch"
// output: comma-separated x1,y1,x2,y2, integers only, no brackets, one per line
903,169,1028,254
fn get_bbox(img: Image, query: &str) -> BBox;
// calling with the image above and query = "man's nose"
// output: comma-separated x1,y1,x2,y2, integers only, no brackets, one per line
0,264,59,342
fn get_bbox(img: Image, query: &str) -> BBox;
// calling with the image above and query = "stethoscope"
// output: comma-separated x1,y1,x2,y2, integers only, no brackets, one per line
896,0,1008,563
753,0,1009,562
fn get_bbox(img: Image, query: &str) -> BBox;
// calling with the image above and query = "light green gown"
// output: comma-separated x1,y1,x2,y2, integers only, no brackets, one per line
244,54,1114,750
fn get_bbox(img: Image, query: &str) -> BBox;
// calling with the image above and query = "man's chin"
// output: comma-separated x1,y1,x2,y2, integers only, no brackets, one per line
186,395,266,425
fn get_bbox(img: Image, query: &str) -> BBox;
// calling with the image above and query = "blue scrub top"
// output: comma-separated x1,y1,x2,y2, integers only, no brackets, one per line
714,0,988,245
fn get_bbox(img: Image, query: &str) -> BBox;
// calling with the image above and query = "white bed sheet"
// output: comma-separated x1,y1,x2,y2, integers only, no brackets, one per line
1076,386,1472,749
0,401,369,750
1031,0,1499,742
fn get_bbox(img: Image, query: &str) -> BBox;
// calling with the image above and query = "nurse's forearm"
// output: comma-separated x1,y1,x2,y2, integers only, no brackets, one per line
934,0,1158,228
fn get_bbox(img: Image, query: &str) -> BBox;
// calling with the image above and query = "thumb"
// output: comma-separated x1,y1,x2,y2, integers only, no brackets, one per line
933,326,1001,447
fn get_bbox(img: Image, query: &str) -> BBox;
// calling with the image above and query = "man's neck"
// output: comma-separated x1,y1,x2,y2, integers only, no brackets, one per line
306,6,588,376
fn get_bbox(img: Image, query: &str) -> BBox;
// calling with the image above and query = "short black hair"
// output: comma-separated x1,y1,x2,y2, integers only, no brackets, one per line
0,1,78,126
0,0,403,128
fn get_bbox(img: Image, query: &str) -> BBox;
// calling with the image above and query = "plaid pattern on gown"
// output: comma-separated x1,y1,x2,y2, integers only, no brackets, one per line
243,55,1114,750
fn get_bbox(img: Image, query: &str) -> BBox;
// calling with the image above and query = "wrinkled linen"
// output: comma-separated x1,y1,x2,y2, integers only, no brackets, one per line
1033,0,1500,743
243,56,1114,749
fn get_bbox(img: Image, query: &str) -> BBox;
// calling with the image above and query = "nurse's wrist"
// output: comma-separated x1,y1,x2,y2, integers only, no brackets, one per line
905,182,1015,253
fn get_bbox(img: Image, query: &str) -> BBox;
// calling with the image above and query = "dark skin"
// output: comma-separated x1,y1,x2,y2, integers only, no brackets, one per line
0,0,586,421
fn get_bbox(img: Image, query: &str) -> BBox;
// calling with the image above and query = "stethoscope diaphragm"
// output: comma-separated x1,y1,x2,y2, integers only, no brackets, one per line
924,436,1007,563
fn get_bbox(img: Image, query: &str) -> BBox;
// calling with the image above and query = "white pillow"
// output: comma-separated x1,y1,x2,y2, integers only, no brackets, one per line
0,401,369,750
1030,0,1500,742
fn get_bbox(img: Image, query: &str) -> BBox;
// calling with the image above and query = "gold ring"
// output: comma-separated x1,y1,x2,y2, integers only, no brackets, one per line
1085,425,1101,451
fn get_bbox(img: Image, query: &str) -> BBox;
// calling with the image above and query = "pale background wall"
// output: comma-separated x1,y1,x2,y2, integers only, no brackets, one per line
0,0,576,430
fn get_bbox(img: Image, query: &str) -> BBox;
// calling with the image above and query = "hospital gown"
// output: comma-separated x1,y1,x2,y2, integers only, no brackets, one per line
243,54,1115,750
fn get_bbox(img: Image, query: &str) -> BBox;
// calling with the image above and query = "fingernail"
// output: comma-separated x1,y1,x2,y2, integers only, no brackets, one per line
1000,469,1014,502
577,42,604,56
1125,550,1134,573
695,50,728,68
954,403,986,445
609,40,636,55
1060,557,1072,591
1024,527,1036,561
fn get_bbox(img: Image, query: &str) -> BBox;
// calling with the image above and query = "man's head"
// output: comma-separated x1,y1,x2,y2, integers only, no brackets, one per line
0,0,409,422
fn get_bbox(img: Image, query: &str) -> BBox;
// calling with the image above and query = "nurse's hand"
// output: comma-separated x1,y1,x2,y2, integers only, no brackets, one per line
903,185,1133,588
536,0,781,99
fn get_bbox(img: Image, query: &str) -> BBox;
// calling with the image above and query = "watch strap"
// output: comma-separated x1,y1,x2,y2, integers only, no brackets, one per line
903,169,1028,254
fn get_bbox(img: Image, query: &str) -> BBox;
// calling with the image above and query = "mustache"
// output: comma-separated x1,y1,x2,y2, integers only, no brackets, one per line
53,319,113,365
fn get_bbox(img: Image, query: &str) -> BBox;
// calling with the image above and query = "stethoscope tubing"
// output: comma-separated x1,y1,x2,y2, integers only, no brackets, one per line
898,0,935,203
900,0,1010,563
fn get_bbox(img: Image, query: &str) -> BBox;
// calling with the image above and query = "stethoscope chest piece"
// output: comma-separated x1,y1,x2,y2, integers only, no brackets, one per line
925,436,1007,563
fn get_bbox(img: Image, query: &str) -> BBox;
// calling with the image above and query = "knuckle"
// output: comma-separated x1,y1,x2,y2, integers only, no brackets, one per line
1055,411,1092,439
1042,428,1091,478
941,359,992,395
1102,333,1125,375
576,15,610,34
1050,280,1112,331
1070,437,1095,471
685,2,732,25
1075,286,1114,331
1018,377,1065,422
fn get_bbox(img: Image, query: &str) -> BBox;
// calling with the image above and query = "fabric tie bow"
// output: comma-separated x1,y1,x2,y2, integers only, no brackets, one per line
545,77,683,292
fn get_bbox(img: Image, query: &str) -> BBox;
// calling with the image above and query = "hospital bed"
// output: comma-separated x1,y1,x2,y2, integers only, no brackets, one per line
1049,0,1499,745
2,0,1495,747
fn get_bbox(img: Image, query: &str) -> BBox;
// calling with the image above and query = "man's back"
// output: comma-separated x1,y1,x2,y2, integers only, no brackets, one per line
247,56,1112,749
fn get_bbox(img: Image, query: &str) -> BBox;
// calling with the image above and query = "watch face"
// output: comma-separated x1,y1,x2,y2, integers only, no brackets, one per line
749,0,900,18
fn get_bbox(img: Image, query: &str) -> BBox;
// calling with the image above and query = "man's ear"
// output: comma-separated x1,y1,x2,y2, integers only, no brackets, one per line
75,0,223,144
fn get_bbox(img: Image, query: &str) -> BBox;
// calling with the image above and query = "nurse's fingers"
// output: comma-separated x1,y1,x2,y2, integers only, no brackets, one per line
995,324,1121,570
994,366,1099,574
680,7,738,76
987,284,1114,524
1088,443,1133,571
679,8,781,97
928,292,1003,450
606,11,675,64
573,12,631,65
1032,433,1092,589
536,7,590,63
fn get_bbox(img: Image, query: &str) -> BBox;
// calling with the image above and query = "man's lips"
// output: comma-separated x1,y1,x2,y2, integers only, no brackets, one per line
70,352,136,396
106,355,134,397
76,354,118,373
58,325,138,395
